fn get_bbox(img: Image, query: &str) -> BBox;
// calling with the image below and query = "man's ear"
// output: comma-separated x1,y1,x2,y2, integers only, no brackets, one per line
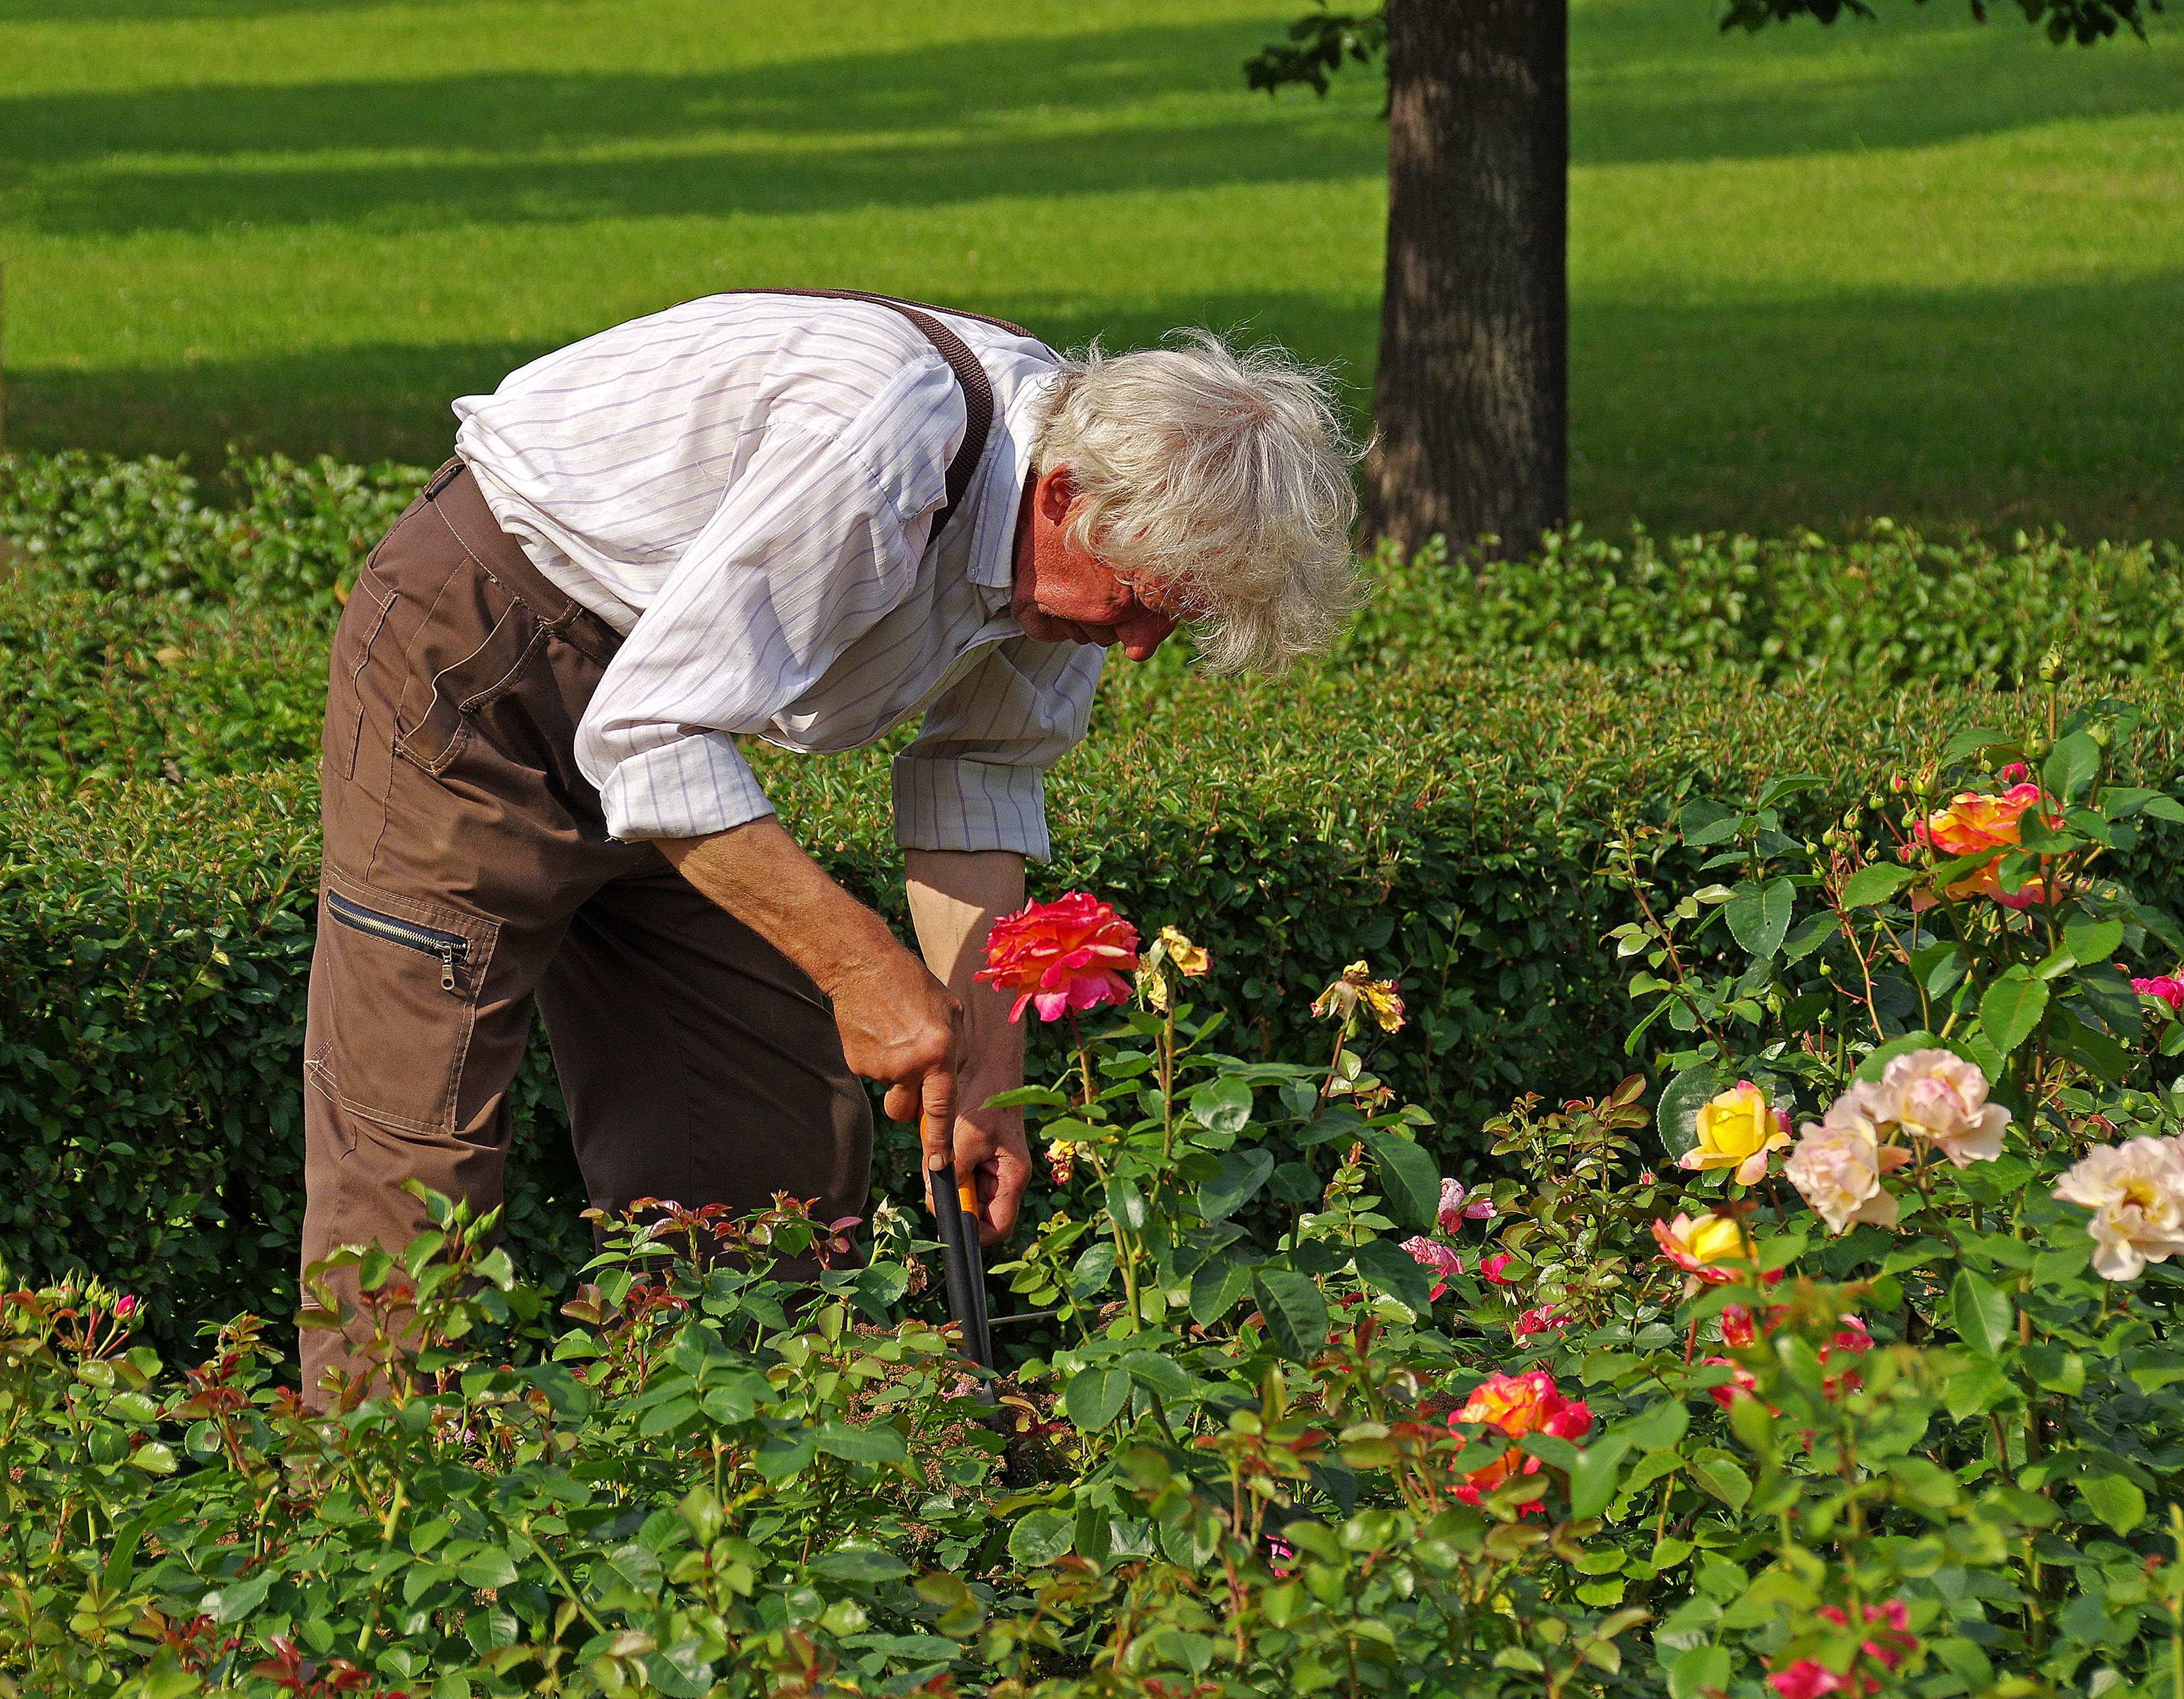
1035,464,1076,521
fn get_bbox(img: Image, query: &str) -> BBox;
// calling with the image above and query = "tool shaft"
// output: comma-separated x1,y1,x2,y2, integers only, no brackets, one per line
927,1158,990,1368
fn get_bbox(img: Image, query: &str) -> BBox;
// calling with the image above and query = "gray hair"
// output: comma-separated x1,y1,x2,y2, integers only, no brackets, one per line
1027,331,1364,672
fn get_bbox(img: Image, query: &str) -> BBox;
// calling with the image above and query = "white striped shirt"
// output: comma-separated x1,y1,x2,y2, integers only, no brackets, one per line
450,293,1103,861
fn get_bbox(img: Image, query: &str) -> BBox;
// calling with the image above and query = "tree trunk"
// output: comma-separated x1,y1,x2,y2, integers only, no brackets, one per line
1365,0,1567,557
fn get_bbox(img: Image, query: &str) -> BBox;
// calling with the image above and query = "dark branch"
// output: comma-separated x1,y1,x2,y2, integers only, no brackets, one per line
1243,2,1387,98
1718,0,2162,44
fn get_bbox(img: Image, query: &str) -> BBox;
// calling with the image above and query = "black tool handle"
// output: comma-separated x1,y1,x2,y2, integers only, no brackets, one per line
928,1159,988,1368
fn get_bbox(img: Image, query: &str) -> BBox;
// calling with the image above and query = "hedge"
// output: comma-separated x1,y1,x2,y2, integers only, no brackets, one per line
1333,523,2184,683
0,566,327,786
0,449,425,608
7,655,2182,1361
8,448,2184,687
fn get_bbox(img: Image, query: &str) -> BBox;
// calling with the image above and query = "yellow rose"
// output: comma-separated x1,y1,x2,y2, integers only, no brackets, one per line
1684,1213,1750,1265
1681,1081,1792,1185
1311,961,1406,1034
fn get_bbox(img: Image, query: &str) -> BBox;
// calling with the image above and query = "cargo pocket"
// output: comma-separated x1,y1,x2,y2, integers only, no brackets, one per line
393,598,547,777
304,874,500,1138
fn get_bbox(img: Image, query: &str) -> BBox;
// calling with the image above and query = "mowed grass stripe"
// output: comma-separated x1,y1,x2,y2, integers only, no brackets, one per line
0,0,2177,539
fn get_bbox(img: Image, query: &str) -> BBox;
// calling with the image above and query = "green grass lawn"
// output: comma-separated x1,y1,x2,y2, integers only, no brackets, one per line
0,0,2177,541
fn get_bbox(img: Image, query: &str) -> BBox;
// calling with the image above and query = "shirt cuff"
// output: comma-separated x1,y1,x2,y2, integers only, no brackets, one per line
597,731,777,842
891,755,1050,862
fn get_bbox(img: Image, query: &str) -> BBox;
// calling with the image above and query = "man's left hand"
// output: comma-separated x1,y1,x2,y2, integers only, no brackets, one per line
948,1076,1034,1245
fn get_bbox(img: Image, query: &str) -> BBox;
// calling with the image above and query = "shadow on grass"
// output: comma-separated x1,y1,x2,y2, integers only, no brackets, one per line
0,0,487,14
9,119,1383,237
1571,0,2182,169
0,291,1380,470
1570,271,2184,542
5,10,2179,239
7,275,2179,542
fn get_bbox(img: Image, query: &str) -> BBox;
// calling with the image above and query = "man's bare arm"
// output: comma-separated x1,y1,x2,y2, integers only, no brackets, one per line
905,848,1032,1244
655,819,962,1176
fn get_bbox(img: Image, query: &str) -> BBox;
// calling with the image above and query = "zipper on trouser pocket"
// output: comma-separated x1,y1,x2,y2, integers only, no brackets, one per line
326,890,470,993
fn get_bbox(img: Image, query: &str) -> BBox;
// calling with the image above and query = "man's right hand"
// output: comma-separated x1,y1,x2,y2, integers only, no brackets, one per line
826,949,964,1170
655,819,964,1173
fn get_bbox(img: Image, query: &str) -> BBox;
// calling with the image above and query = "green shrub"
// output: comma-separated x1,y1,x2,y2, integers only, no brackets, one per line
9,724,2184,1699
0,449,428,608
1337,522,2184,684
8,449,2184,687
0,770,589,1358
7,664,2181,1362
0,569,331,785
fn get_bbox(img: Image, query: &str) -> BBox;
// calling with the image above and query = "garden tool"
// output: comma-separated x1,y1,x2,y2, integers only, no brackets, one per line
926,1148,994,1370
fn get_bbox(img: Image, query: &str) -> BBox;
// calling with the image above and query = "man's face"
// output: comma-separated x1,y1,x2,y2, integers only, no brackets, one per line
1011,466,1181,664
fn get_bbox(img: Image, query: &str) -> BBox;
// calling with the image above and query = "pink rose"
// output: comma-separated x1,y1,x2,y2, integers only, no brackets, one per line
1478,1254,1514,1284
1850,1048,2010,1167
2053,1137,2184,1279
1400,1235,1465,1300
2131,973,2184,1012
1438,1177,1496,1229
1785,1102,1911,1234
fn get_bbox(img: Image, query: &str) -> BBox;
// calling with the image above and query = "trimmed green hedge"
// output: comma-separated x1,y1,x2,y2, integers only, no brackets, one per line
8,657,2183,1360
1333,523,2184,684
0,569,329,786
0,449,424,608
8,449,2184,689
6,448,2184,1355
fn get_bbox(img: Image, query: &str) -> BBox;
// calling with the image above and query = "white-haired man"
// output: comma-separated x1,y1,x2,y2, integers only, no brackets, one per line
298,289,1358,1393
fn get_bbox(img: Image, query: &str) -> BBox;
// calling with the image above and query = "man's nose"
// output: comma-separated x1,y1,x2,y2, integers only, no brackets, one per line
1114,609,1179,662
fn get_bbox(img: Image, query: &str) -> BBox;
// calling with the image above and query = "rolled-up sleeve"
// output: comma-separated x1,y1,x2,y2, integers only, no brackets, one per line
577,356,958,842
891,636,1104,862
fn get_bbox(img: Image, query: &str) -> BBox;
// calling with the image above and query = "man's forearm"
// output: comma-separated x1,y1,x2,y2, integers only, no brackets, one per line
656,818,963,1137
658,817,905,999
904,848,1026,1101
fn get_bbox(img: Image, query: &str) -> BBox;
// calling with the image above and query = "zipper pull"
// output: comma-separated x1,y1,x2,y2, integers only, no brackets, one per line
436,941,461,993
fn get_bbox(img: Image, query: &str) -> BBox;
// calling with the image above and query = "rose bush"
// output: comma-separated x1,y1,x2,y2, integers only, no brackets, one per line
7,693,2184,1697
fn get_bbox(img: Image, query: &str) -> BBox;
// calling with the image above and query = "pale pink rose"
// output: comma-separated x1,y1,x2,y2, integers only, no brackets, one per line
1400,1235,1465,1300
1785,1103,1911,1235
1438,1177,1496,1228
1855,1048,2009,1168
2053,1137,2184,1280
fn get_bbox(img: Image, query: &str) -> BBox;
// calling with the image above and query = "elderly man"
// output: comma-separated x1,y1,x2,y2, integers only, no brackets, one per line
298,289,1358,1392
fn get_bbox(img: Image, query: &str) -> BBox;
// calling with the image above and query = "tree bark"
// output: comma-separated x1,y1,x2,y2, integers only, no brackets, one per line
1365,0,1567,557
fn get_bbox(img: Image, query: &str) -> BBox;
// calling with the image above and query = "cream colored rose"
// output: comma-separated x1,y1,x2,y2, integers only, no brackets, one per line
1785,1103,1911,1235
2053,1137,2184,1280
1857,1048,2010,1168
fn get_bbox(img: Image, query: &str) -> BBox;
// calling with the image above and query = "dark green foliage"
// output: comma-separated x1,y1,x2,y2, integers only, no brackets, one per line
0,571,331,785
0,772,592,1361
8,642,2183,1364
1249,0,2162,104
1337,525,2184,685
1718,0,2164,46
0,448,429,608
4,450,2183,1365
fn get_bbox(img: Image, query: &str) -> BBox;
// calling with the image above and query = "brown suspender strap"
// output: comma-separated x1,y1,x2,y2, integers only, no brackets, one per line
716,288,1034,540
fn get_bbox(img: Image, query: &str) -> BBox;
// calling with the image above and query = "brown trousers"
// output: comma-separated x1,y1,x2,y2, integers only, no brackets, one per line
299,460,872,1394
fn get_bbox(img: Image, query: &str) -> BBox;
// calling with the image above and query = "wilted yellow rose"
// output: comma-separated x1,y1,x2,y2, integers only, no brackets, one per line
1680,1081,1792,1185
1158,926,1210,977
1311,962,1406,1034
